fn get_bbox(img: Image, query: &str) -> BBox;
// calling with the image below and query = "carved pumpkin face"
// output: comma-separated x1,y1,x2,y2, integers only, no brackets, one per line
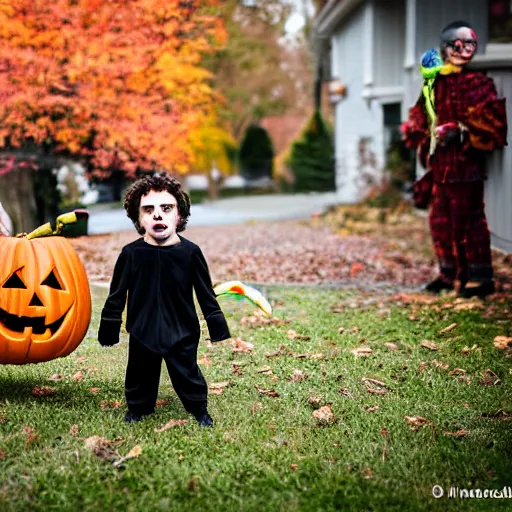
0,236,91,364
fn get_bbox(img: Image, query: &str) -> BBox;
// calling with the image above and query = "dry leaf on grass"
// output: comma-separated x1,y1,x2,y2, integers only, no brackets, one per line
256,366,273,375
313,405,334,425
420,340,439,351
362,378,389,395
233,364,244,376
265,345,288,358
154,419,189,433
448,368,466,376
112,445,142,467
494,336,512,350
0,449,7,460
439,323,457,334
287,329,310,340
197,355,212,367
89,388,101,393
404,415,434,431
255,385,279,398
461,344,479,355
31,386,56,397
350,346,373,357
72,371,84,381
70,424,79,437
339,388,355,398
293,352,324,359
365,405,380,413
75,356,87,363
290,464,299,470
23,426,39,447
431,360,450,370
289,369,308,382
100,400,122,409
443,429,469,437
156,399,170,407
384,342,399,351
478,409,510,421
83,436,119,462
48,374,64,381
231,337,254,353
208,381,231,395
480,369,501,386
307,396,323,408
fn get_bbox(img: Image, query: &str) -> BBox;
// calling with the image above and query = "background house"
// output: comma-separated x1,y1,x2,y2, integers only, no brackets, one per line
314,0,512,251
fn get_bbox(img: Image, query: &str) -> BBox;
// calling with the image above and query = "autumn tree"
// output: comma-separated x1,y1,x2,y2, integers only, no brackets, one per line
205,0,312,141
0,0,226,231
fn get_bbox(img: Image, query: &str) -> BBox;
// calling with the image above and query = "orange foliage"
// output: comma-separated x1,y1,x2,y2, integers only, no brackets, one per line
0,0,226,176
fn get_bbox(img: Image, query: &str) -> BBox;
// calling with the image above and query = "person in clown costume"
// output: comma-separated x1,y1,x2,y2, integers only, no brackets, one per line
402,21,508,298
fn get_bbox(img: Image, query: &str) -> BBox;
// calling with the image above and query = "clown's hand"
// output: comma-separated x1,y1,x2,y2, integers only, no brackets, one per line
435,122,462,145
98,318,121,347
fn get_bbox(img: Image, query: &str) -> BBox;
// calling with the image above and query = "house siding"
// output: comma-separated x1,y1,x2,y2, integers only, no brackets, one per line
331,5,384,202
373,0,406,88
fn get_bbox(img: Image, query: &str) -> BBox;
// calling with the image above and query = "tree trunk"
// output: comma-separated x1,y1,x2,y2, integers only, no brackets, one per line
0,166,39,234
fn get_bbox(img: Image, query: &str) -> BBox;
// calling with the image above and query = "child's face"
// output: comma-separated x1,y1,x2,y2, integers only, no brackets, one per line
443,27,477,66
139,190,179,245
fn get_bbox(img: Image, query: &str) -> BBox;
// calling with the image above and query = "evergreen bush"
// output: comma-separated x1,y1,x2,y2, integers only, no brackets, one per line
238,124,274,180
287,110,335,192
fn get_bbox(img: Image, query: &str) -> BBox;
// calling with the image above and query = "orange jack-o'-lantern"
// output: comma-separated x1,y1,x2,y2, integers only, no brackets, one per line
0,232,91,364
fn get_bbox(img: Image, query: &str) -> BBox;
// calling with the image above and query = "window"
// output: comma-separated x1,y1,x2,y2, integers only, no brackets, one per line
489,0,512,43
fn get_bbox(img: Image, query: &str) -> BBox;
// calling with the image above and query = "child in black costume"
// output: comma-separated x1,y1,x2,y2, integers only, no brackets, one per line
98,173,230,426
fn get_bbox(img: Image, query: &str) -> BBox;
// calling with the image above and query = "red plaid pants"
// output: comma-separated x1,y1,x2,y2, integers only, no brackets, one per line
429,181,493,284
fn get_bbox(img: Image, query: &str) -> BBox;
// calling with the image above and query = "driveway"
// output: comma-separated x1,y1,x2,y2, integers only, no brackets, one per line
87,192,340,234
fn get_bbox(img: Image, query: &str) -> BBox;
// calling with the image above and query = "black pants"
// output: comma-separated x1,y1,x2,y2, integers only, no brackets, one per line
125,336,208,416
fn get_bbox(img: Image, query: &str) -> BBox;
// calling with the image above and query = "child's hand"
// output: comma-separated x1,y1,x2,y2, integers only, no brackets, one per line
435,122,459,145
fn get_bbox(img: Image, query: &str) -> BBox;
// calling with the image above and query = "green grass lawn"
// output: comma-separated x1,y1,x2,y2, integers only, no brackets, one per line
1,285,511,511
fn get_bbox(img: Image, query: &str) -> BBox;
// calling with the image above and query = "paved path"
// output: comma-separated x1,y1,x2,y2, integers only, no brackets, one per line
87,192,340,234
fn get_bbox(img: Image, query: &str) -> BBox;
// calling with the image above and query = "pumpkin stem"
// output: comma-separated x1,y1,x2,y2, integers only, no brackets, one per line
22,210,89,240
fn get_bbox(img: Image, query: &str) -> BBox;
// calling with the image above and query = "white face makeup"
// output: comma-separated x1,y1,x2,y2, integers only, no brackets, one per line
139,190,180,246
443,27,477,66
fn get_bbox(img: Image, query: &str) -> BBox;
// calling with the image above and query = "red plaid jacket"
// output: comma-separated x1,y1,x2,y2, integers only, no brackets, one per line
404,70,507,183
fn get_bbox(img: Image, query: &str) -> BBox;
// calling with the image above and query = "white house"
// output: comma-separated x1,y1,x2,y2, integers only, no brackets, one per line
314,0,512,250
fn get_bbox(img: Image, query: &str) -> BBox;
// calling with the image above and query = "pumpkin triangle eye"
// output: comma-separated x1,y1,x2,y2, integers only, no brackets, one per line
3,271,27,289
41,270,63,290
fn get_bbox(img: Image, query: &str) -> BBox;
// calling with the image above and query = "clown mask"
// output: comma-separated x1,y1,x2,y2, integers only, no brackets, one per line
139,190,180,246
441,26,478,66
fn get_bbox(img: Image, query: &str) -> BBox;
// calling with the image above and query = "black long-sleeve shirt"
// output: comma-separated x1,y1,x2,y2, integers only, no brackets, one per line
98,236,230,353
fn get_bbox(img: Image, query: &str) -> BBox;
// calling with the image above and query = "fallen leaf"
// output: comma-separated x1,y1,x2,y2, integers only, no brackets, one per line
252,402,264,415
420,340,439,351
431,360,450,370
256,366,273,375
197,355,212,367
156,399,170,407
231,337,254,353
83,436,119,461
350,346,373,357
289,464,299,470
443,429,468,437
365,405,380,413
418,361,427,374
289,369,308,382
361,377,388,388
48,374,64,381
233,364,244,376
384,342,399,351
480,369,501,386
31,386,56,397
100,400,122,409
461,344,479,355
265,345,288,358
23,426,39,447
89,388,101,393
208,388,224,395
72,371,84,381
404,415,434,431
307,395,323,408
313,405,334,425
439,323,457,334
255,385,279,398
70,424,79,437
292,352,324,359
448,368,466,376
339,388,355,398
453,301,484,311
494,336,512,350
287,329,310,340
75,356,87,363
362,467,373,479
112,445,142,467
0,449,7,460
478,409,510,421
458,375,472,384
209,381,231,390
154,419,189,433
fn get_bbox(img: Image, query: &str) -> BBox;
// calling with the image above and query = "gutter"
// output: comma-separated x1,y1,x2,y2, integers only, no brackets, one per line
314,0,365,37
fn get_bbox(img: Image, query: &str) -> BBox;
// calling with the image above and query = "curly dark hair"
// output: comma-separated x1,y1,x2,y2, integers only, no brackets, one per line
123,173,191,234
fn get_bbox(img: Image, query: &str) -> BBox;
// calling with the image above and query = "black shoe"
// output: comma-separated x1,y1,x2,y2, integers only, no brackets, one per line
424,277,454,294
460,281,495,299
124,411,142,424
194,410,214,428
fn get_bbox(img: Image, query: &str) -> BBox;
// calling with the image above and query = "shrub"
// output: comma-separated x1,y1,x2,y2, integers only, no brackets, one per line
238,124,274,180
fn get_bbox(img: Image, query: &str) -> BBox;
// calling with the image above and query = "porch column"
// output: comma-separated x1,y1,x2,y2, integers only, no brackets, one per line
404,0,416,70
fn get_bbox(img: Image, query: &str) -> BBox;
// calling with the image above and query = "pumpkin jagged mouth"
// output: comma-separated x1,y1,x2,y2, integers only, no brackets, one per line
0,306,67,336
